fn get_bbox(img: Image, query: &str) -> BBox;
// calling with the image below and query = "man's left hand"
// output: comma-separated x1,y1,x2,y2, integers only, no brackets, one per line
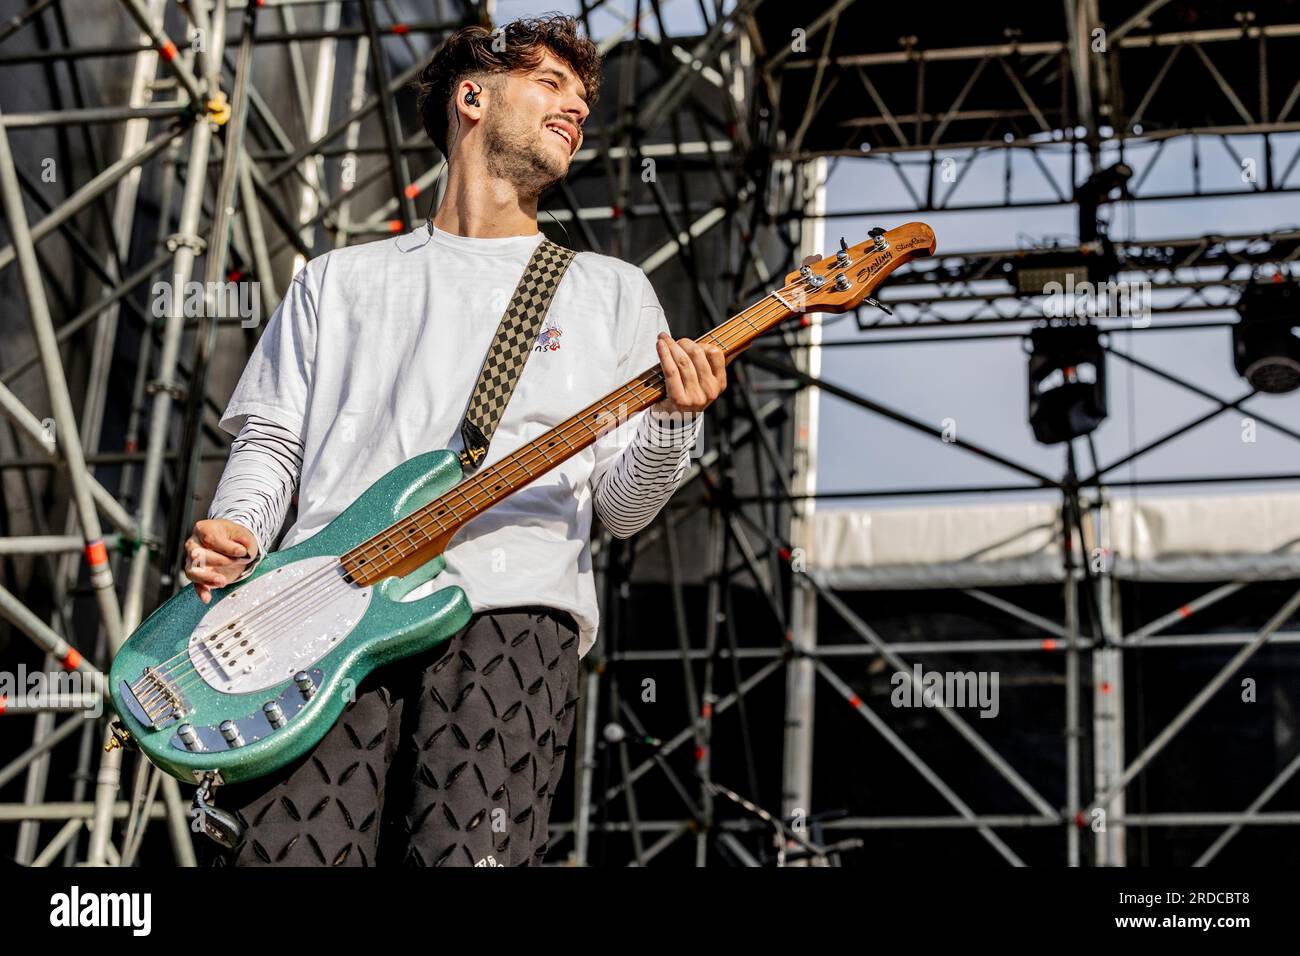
651,332,727,416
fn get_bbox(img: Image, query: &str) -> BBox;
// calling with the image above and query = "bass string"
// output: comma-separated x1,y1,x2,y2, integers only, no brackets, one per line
165,358,686,694
139,566,356,708
339,299,791,576
137,359,713,708
133,285,808,709
156,358,675,698
132,279,823,709
134,280,809,699
138,338,748,706
148,573,361,706
137,556,352,689
134,250,884,707
343,372,667,575
205,288,795,664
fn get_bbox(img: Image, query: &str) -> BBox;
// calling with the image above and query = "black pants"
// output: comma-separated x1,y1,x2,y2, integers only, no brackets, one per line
198,606,581,867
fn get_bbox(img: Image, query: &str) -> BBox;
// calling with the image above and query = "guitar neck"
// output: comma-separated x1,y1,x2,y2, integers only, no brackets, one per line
339,220,937,586
340,291,793,585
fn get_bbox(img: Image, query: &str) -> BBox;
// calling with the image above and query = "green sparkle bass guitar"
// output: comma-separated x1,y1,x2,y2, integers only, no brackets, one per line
106,224,936,815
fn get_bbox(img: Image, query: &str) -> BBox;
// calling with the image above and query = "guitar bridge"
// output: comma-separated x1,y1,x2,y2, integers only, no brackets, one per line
118,667,190,730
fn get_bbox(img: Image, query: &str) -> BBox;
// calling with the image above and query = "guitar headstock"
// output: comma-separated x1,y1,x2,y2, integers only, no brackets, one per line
782,221,936,314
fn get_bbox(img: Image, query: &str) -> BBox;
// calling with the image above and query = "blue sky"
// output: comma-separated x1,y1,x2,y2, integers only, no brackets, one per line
820,139,1300,508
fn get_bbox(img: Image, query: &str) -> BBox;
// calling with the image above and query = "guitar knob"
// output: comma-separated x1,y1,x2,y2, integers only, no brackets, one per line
219,719,245,748
177,723,201,752
263,700,286,728
835,273,851,291
294,671,316,700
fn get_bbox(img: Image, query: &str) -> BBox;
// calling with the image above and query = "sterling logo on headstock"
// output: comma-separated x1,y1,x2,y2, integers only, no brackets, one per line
856,251,893,282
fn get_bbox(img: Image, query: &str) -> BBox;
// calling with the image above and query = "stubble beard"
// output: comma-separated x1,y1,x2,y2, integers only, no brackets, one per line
482,100,568,200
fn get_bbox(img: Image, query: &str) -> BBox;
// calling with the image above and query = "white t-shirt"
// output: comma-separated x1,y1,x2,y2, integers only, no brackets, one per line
217,223,697,659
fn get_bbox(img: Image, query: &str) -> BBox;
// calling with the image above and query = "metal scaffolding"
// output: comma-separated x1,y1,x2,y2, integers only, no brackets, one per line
0,0,810,867
577,0,1300,867
1,0,1298,868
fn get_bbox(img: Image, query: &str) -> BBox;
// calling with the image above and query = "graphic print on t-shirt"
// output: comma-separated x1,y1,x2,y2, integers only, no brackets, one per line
534,322,562,352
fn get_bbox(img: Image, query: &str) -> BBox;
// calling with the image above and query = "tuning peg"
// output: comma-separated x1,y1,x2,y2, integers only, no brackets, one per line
869,227,889,251
836,237,851,267
799,262,826,288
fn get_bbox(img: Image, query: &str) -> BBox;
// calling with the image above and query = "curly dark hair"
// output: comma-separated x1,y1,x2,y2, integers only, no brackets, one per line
412,14,602,158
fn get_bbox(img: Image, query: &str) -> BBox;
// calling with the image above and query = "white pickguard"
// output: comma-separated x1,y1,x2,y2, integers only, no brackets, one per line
187,555,373,695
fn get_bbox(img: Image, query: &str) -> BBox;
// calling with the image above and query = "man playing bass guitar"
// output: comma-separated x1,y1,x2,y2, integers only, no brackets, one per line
185,14,726,867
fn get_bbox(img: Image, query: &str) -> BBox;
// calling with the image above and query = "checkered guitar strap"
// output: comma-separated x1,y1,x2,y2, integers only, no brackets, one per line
457,237,576,473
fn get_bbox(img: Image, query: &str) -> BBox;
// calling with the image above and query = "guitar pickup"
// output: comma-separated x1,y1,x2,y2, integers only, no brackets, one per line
195,624,267,681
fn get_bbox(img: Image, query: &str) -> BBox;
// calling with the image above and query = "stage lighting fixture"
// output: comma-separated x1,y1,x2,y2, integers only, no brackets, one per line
1011,246,1117,298
1013,163,1130,297
1027,322,1108,445
1233,279,1300,394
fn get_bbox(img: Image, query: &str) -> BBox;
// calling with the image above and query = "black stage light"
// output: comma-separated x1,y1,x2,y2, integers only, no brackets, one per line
1233,278,1300,394
1011,246,1118,298
1012,162,1130,298
1027,322,1108,445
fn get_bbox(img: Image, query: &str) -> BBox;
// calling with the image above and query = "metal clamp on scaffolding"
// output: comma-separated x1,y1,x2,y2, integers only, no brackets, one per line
204,90,231,127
